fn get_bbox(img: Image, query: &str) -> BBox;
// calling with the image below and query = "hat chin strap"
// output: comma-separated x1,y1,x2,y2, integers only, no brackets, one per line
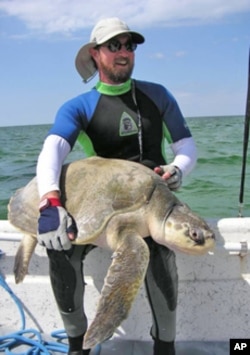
81,60,97,83
82,70,98,84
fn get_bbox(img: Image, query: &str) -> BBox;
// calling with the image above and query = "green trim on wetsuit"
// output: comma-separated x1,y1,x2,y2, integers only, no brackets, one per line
161,123,173,164
163,122,172,144
77,131,97,157
95,79,131,95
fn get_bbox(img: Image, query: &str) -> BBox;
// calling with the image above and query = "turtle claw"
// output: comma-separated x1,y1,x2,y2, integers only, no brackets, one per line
83,328,113,350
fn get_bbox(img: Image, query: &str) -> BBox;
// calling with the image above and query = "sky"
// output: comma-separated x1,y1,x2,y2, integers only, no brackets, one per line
0,0,249,127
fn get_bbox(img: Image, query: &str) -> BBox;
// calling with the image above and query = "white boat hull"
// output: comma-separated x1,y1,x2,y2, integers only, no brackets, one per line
0,218,249,352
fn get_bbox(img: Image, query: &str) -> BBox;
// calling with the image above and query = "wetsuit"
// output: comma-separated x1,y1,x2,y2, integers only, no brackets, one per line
37,79,196,345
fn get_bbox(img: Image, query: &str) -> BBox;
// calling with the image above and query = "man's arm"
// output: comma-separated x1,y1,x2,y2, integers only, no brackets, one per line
36,134,77,249
36,134,71,198
154,137,197,190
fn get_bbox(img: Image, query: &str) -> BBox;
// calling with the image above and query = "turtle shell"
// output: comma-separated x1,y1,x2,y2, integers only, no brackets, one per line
8,157,160,240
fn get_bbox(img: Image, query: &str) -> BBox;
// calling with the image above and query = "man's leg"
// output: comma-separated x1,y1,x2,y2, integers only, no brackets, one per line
47,245,95,355
144,237,178,355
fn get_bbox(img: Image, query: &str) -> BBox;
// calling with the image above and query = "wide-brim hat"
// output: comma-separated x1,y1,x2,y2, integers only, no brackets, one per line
75,17,145,83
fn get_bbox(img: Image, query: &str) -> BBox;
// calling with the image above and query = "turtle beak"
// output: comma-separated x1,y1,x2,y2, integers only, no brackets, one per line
188,227,215,245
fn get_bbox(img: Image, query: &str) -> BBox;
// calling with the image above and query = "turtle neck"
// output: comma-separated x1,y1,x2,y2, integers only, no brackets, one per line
95,79,132,96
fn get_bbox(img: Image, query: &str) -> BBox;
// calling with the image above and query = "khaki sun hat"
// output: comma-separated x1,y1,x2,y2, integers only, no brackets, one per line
75,17,145,83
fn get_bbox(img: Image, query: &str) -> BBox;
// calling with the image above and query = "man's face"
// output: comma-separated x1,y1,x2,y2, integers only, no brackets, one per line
90,34,136,84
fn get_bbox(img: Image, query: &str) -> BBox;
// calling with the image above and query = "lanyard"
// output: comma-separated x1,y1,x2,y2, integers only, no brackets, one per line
131,80,143,162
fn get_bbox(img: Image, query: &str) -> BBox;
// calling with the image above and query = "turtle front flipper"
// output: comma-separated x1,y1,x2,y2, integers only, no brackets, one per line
83,233,149,349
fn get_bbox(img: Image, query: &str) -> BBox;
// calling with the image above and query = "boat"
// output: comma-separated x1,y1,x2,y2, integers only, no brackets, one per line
1,216,250,354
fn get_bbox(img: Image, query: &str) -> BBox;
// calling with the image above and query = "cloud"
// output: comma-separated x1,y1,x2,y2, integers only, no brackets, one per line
0,0,250,36
175,51,187,57
150,52,165,59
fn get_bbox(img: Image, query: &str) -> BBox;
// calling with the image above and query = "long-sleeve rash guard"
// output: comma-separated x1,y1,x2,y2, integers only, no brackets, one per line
37,79,197,197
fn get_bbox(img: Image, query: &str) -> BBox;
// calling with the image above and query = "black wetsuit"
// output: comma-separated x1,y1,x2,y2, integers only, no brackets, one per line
45,78,192,344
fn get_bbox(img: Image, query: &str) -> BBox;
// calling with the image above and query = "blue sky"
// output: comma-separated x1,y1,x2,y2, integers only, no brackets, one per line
0,0,249,127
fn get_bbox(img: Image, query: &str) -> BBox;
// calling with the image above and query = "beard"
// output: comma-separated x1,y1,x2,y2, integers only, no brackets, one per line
99,57,134,84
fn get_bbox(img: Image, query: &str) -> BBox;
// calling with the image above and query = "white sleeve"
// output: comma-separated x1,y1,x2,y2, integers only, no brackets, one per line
170,136,197,177
36,135,71,197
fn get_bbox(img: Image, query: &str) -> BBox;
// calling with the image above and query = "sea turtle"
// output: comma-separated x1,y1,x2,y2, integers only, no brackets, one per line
8,156,215,349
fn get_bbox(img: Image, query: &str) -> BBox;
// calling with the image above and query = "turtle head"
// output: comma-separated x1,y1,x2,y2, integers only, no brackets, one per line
156,203,215,255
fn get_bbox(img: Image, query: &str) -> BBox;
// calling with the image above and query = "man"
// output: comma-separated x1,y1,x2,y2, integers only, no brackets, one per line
36,17,197,355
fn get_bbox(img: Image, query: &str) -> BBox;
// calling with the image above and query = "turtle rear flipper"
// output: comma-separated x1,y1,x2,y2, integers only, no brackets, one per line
83,233,149,349
14,235,37,283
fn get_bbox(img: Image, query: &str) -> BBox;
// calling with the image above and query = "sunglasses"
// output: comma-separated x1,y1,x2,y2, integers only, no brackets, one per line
100,39,137,53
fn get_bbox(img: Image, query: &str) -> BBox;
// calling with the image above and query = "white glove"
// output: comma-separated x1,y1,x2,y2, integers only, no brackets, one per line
37,206,77,250
154,164,182,191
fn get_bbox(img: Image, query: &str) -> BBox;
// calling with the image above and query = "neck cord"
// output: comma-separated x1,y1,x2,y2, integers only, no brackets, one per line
131,80,143,162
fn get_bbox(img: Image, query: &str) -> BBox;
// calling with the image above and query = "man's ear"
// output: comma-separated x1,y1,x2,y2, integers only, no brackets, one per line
89,47,98,62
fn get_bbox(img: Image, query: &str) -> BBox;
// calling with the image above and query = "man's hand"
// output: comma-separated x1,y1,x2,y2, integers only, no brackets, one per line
154,164,182,191
37,206,78,250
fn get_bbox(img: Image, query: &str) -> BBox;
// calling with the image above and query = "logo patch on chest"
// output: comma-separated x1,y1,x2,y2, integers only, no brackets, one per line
119,112,138,136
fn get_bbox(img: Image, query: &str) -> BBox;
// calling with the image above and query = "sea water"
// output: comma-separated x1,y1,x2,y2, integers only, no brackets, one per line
0,115,249,220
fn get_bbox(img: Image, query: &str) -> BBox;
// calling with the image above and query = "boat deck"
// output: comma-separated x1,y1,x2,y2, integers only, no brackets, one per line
92,339,229,354
1,219,250,355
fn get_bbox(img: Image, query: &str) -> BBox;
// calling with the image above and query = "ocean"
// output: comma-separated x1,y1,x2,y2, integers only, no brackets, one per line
0,115,249,220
